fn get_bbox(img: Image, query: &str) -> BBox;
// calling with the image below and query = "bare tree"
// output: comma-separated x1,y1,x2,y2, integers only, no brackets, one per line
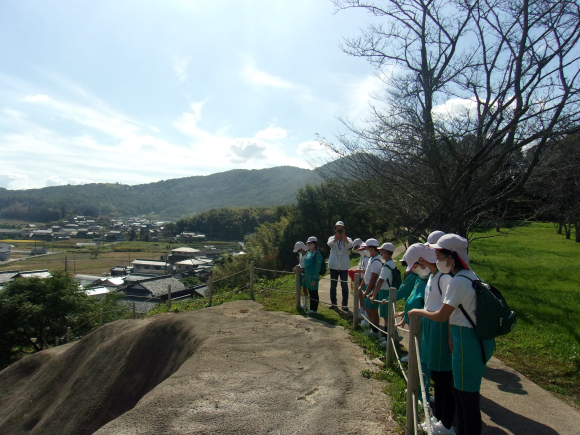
321,0,580,238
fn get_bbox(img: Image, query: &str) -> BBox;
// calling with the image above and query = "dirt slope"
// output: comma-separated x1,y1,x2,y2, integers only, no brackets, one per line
0,301,396,435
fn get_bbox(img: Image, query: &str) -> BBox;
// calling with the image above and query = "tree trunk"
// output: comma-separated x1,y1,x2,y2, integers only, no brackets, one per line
576,223,580,243
565,224,571,239
557,222,563,234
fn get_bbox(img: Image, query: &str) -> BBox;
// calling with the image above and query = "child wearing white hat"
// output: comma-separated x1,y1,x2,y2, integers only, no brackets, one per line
361,238,382,335
293,241,309,310
303,237,323,313
369,242,396,338
409,234,495,435
352,242,370,322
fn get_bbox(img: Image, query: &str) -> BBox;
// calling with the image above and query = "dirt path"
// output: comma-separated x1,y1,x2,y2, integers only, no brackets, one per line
0,300,397,435
314,246,580,435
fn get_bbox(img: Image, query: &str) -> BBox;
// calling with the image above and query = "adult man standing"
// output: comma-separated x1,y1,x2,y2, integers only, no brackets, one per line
327,221,353,310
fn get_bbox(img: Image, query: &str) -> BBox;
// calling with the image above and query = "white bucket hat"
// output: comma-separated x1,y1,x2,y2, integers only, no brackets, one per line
351,238,363,249
402,243,437,271
335,221,345,227
426,230,445,247
293,241,308,253
306,236,318,243
365,238,379,247
430,234,470,268
379,242,395,253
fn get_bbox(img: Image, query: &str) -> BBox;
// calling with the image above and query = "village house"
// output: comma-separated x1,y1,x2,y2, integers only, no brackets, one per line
131,259,173,276
0,243,12,261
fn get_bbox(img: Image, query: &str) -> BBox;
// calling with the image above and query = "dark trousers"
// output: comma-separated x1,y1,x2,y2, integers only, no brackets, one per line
431,370,455,430
329,269,349,306
452,386,481,435
309,290,319,312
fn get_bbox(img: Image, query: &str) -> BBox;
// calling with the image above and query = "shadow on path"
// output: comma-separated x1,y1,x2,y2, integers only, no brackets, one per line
483,366,527,396
481,396,560,435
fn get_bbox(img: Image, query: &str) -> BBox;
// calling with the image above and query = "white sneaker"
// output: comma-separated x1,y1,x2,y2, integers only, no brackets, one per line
361,320,370,326
419,417,438,432
306,310,314,313
431,421,456,434
364,330,379,337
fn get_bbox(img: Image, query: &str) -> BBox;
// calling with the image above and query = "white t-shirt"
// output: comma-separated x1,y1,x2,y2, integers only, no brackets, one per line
424,271,452,312
364,255,383,286
443,269,479,328
379,259,396,289
299,253,305,268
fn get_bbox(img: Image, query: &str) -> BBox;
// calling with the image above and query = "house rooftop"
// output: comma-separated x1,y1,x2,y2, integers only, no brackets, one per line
172,247,201,253
17,270,52,279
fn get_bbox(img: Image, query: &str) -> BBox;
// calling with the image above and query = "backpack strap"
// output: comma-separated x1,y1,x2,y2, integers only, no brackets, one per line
456,274,487,364
382,262,395,287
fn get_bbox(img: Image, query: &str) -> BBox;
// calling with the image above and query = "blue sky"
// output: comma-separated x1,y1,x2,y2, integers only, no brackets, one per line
0,0,385,189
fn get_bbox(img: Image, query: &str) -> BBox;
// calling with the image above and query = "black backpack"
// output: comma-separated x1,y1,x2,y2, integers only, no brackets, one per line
382,263,403,289
318,251,327,276
456,275,517,362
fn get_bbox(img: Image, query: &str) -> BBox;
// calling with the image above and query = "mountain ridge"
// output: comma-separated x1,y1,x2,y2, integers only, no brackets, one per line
0,166,323,221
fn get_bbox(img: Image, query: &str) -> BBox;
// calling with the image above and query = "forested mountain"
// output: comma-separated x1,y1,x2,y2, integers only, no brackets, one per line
0,166,321,221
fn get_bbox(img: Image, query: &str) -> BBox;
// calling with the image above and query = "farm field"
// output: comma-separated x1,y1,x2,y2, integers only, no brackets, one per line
0,240,237,276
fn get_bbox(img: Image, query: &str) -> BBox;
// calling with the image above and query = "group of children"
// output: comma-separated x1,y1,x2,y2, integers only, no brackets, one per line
294,229,493,435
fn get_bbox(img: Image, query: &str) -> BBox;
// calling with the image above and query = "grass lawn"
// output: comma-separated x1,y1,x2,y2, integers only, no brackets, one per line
468,222,580,406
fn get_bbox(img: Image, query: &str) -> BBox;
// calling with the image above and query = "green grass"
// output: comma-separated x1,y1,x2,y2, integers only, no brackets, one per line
470,222,580,407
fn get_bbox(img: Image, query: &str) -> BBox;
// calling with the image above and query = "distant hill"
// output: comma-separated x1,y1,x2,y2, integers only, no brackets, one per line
0,166,323,221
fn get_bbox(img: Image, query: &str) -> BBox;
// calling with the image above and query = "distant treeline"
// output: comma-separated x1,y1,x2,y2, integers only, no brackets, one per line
0,166,321,222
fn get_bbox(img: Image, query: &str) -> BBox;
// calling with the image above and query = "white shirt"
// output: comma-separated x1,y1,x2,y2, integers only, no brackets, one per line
364,254,383,286
357,255,370,283
379,259,396,289
327,235,353,270
424,271,452,312
299,253,305,268
443,269,478,328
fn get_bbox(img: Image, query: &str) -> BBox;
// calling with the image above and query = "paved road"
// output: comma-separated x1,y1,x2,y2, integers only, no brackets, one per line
314,246,580,435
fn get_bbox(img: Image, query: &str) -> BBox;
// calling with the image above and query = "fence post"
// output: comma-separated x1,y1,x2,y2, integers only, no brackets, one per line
353,273,360,329
66,327,70,343
99,308,103,327
295,266,301,310
406,315,421,435
168,284,172,309
249,261,255,300
208,276,213,307
386,286,396,366
132,301,136,319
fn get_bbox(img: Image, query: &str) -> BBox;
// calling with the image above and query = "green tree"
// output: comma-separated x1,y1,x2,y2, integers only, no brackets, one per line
0,271,95,367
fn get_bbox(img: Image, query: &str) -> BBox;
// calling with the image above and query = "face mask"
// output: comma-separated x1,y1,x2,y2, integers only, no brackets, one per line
436,258,453,274
416,266,430,278
361,250,369,258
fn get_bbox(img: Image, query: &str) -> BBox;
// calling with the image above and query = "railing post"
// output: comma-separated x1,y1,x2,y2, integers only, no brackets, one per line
295,266,301,310
353,273,360,329
132,301,136,319
406,315,421,435
66,327,70,343
99,308,103,327
168,284,172,309
250,261,255,300
208,276,213,307
386,286,396,365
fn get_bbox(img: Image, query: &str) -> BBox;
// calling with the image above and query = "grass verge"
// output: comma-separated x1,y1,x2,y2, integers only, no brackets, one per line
470,222,580,407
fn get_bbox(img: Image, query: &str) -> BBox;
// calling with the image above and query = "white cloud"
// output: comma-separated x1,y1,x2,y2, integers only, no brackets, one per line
149,126,160,133
23,94,51,103
230,141,267,163
297,140,325,155
172,55,190,83
45,176,92,187
255,126,287,140
432,97,478,119
241,55,293,89
0,171,29,189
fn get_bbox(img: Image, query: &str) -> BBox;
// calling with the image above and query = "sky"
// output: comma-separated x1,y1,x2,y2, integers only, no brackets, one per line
0,0,386,190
